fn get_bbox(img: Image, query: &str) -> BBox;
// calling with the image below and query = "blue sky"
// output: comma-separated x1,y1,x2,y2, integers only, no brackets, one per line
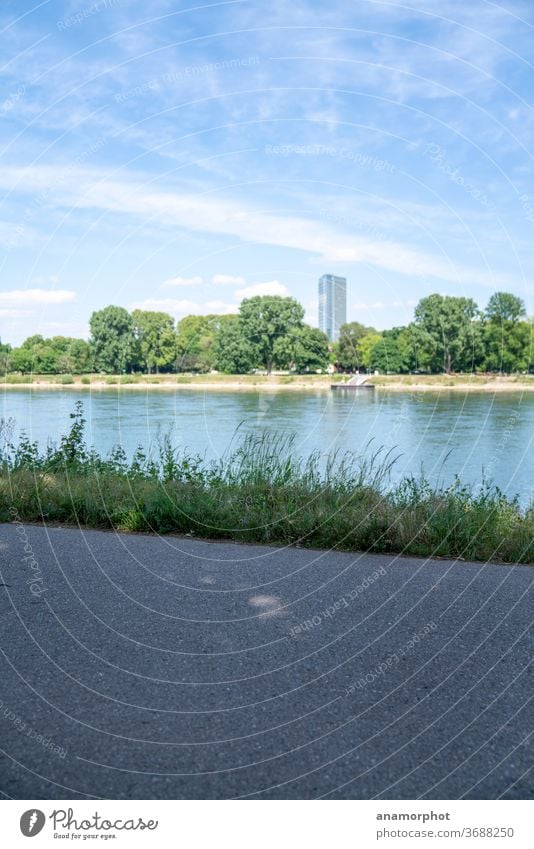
1,0,534,343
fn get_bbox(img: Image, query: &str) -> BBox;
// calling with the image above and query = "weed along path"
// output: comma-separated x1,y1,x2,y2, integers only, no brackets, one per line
0,524,532,800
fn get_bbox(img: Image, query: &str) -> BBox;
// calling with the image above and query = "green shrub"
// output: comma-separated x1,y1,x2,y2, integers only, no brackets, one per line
4,374,33,384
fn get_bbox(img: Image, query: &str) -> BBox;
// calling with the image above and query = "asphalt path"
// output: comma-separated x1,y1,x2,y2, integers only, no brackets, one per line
0,524,532,799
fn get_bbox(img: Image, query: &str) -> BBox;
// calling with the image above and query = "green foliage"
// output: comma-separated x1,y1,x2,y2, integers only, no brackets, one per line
175,314,227,372
90,305,135,374
370,336,400,373
63,338,92,374
357,333,382,369
291,325,330,372
485,292,526,323
269,324,328,372
132,309,176,373
482,319,531,373
7,346,34,374
213,315,259,373
7,335,92,375
336,322,378,371
414,294,482,373
2,291,531,378
0,344,10,374
238,295,305,373
481,294,531,373
370,327,419,373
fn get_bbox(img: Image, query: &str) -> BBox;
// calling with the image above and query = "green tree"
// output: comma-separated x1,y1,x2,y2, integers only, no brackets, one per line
413,294,481,373
483,318,531,373
89,306,135,374
238,296,305,374
39,345,61,373
65,339,92,374
396,326,420,372
0,340,10,375
270,325,329,372
482,293,530,373
8,346,34,374
485,292,526,324
175,314,228,372
370,326,419,373
9,335,60,374
292,325,330,372
44,336,91,374
358,333,382,370
213,315,258,373
336,322,377,372
132,310,176,373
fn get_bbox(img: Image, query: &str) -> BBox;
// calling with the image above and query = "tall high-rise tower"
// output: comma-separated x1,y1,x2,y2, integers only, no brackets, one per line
318,274,347,342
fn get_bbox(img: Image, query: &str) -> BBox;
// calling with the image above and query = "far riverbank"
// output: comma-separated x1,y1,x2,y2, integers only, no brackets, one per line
1,373,533,392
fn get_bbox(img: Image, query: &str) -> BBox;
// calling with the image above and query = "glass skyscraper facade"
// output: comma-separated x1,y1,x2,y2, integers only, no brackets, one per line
318,274,347,342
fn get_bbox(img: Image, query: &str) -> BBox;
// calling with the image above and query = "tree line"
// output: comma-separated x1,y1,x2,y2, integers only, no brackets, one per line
0,291,531,376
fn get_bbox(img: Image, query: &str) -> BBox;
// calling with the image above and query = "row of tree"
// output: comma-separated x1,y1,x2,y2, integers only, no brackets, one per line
0,298,329,376
336,292,531,374
1,292,531,376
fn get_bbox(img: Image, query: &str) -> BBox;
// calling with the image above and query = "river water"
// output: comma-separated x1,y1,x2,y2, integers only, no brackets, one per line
1,388,532,503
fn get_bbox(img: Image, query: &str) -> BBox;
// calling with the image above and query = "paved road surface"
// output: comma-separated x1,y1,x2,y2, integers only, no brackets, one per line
0,524,532,799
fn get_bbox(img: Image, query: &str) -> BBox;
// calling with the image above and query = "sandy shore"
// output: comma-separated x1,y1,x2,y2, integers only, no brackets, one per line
1,376,533,392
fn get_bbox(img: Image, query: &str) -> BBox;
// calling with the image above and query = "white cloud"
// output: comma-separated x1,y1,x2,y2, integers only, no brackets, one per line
235,280,289,298
212,274,246,286
0,165,516,288
0,289,76,305
162,275,203,288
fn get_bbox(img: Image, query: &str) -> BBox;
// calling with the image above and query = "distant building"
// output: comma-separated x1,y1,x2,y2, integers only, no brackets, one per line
318,274,347,342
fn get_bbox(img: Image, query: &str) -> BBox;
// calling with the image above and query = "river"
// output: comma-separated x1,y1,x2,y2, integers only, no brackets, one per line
1,388,532,503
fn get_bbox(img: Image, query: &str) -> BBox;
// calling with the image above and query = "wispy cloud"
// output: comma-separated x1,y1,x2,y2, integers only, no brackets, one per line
0,165,511,288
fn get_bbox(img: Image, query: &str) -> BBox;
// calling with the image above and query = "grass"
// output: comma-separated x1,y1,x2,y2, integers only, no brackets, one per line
372,373,533,386
1,402,532,564
3,374,33,384
3,372,533,391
